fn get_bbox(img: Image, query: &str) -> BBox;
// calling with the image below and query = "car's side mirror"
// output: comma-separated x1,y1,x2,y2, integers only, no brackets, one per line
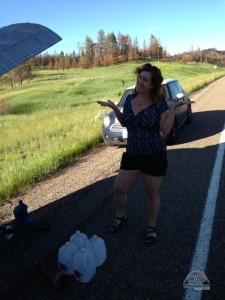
176,93,184,100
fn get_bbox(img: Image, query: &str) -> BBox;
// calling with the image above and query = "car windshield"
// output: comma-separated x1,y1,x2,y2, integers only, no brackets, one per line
162,85,169,100
118,89,134,107
118,84,169,107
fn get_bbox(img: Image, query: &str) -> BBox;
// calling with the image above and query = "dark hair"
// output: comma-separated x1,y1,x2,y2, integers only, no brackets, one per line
134,63,163,103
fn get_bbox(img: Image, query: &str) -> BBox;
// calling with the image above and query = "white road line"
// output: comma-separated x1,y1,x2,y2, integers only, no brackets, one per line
184,123,225,300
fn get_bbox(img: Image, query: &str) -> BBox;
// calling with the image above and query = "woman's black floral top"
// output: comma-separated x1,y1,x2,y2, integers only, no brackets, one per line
122,94,169,155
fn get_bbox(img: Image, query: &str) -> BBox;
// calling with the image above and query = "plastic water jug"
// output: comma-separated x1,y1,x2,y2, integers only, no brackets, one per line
70,230,88,249
72,248,96,283
4,225,14,240
13,200,32,226
87,235,107,267
58,242,78,275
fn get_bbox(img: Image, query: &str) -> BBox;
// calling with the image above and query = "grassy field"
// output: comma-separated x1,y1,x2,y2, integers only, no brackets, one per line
0,61,225,204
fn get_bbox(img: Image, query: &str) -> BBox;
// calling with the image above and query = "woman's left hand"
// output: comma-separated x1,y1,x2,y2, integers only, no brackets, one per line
172,100,195,109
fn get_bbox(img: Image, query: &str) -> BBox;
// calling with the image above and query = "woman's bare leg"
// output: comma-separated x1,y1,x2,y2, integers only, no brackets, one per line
143,174,162,227
113,169,141,218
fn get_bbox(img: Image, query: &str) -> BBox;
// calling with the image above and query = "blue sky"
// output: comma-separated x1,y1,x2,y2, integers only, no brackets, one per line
1,0,225,55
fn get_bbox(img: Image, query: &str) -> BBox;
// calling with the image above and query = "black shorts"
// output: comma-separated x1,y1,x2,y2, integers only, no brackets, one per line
120,151,168,176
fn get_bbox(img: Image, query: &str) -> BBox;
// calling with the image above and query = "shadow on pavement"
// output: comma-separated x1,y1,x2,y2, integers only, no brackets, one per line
0,110,225,300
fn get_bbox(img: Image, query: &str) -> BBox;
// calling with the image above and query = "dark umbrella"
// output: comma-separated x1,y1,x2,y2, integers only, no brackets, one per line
0,22,62,76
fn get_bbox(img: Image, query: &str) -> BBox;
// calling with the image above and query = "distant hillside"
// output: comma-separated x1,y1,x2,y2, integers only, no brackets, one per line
203,48,225,55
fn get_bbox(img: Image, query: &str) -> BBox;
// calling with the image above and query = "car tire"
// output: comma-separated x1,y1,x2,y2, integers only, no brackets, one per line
186,107,192,124
167,121,177,145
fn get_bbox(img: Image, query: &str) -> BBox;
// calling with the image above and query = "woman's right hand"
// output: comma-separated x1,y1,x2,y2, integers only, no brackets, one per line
98,100,124,126
97,100,116,109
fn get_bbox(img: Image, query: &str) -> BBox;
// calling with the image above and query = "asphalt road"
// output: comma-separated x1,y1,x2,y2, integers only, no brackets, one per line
1,77,225,300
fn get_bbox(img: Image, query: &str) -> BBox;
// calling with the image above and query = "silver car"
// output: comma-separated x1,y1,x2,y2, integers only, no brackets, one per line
101,79,192,145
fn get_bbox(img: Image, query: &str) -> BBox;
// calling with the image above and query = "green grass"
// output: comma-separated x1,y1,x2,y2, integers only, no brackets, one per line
0,105,102,201
0,61,225,204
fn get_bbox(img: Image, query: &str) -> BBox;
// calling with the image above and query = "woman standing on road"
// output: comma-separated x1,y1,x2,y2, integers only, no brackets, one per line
97,63,184,245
